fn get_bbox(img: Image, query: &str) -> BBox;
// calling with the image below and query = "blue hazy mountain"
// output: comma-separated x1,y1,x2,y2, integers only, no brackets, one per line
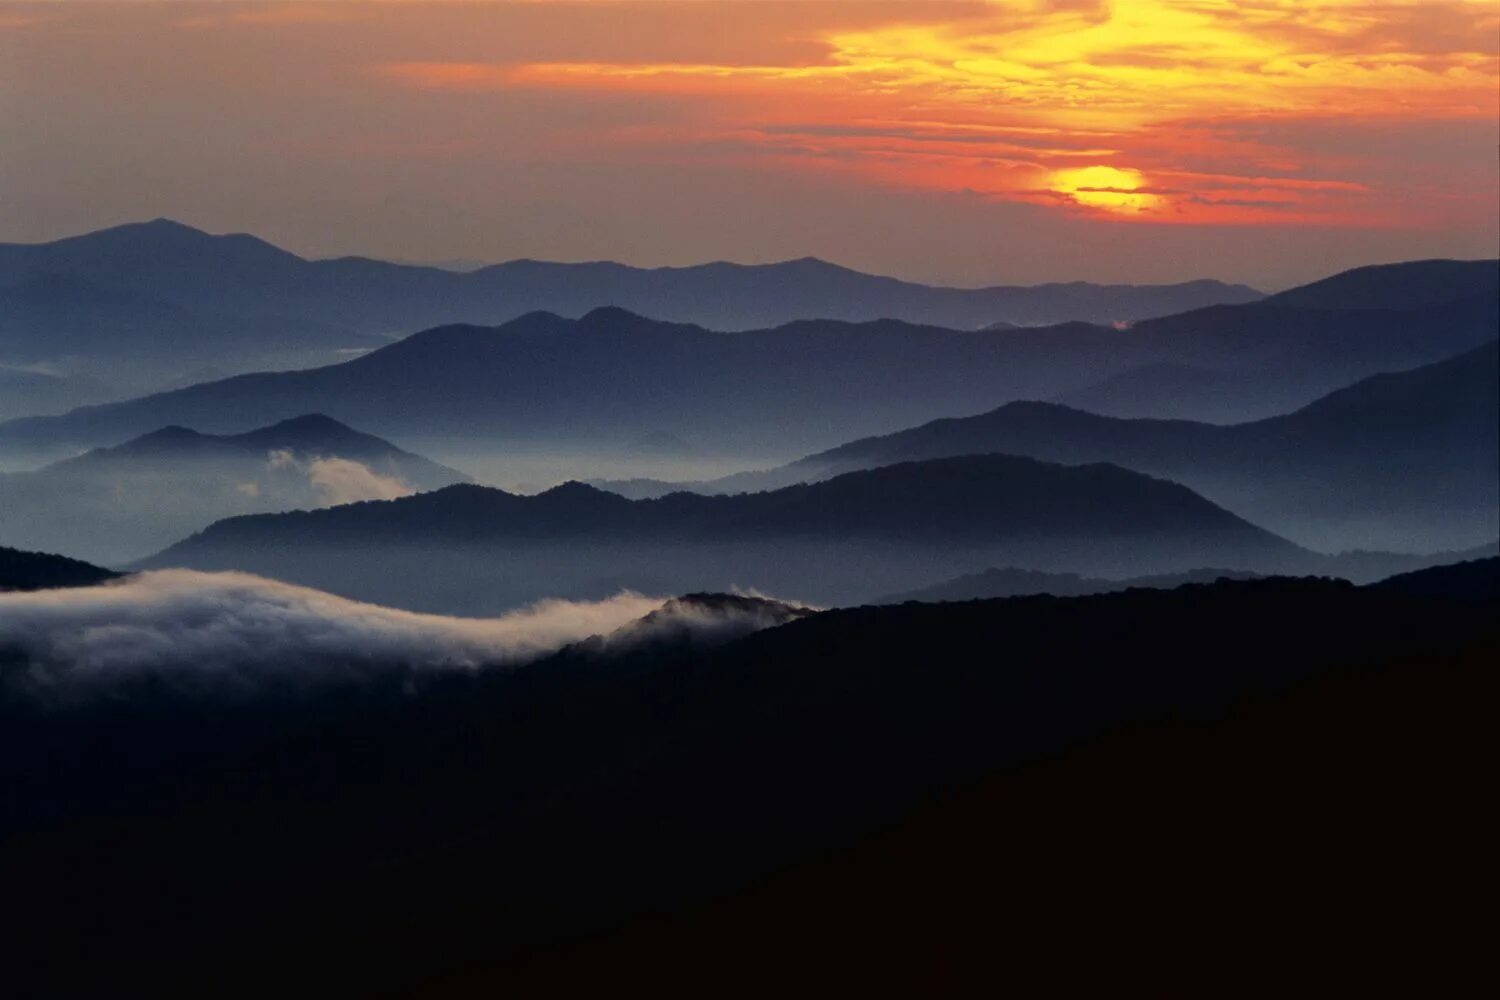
600,341,1499,552
0,363,114,422
0,414,471,565
1259,258,1498,311
0,259,1491,466
140,453,1307,613
0,218,1262,338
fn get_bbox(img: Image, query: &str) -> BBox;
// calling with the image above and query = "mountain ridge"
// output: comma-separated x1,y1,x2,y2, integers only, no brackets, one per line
0,262,1492,464
598,340,1499,551
140,453,1308,613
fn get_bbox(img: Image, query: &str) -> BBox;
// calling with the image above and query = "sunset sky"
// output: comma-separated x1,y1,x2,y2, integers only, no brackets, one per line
2,1,1496,287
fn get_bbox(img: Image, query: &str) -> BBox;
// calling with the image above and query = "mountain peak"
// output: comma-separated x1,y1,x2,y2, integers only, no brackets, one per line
253,413,358,437
577,305,651,326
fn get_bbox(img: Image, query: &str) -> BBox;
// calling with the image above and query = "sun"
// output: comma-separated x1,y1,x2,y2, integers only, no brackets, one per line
1050,166,1164,214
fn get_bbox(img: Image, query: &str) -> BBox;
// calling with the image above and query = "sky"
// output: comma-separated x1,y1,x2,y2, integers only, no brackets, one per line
1,1,1496,288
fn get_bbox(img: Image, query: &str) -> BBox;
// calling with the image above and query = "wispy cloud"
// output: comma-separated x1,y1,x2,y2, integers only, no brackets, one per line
0,571,809,700
0,570,662,694
266,449,415,505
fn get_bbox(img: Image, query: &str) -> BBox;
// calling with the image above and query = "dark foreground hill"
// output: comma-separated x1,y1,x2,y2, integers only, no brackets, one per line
0,259,1491,465
611,341,1500,552
2,564,1493,995
877,566,1265,603
0,415,470,565
141,454,1306,613
0,546,119,592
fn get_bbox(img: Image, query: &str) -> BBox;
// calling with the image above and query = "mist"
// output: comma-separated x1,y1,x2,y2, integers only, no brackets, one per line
267,448,415,504
0,570,674,696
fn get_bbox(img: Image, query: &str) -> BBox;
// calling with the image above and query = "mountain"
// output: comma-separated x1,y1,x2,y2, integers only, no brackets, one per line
3,572,1491,994
1048,362,1312,422
0,415,471,565
610,341,1500,552
0,218,1261,335
1260,259,1498,311
0,259,1492,468
0,268,379,397
53,413,465,485
1370,556,1500,604
0,545,119,592
0,364,114,423
877,566,1264,604
140,454,1306,613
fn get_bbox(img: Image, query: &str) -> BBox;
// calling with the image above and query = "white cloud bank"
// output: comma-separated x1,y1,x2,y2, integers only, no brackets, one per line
0,570,668,693
267,449,414,505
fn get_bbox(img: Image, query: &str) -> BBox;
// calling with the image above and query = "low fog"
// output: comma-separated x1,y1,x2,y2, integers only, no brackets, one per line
0,570,673,696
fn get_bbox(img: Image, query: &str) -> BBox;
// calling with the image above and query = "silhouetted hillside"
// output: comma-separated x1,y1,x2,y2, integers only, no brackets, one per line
1370,556,1500,604
0,546,119,591
624,341,1499,551
2,574,1491,995
141,455,1305,612
877,566,1263,603
0,415,470,565
0,259,1490,465
1261,258,1497,311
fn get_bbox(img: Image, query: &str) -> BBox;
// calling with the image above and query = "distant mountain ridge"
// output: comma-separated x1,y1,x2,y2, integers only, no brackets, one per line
0,258,1492,465
1260,259,1498,311
0,415,471,565
52,413,466,487
141,454,1307,613
600,341,1499,552
0,219,1263,335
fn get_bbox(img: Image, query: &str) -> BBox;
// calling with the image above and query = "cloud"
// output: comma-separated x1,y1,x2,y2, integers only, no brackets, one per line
0,571,666,695
266,449,415,505
0,572,810,701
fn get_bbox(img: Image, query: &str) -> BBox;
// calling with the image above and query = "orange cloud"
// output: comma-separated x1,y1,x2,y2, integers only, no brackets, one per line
397,0,1496,226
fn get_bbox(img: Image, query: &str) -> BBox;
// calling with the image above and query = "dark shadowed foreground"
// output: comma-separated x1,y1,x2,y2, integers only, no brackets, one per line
1,562,1493,996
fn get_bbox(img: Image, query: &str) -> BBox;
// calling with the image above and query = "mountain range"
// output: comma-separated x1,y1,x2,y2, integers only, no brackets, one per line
140,453,1307,613
0,414,470,565
0,219,1267,395
600,340,1500,552
0,258,1491,469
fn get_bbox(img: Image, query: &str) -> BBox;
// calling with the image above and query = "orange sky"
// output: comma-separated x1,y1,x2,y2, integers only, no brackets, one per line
2,1,1496,285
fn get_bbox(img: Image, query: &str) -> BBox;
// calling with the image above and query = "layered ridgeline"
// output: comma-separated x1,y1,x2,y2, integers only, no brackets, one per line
141,454,1306,614
4,563,1493,995
0,259,1491,467
0,365,114,423
602,341,1500,553
0,414,470,565
0,219,1259,374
